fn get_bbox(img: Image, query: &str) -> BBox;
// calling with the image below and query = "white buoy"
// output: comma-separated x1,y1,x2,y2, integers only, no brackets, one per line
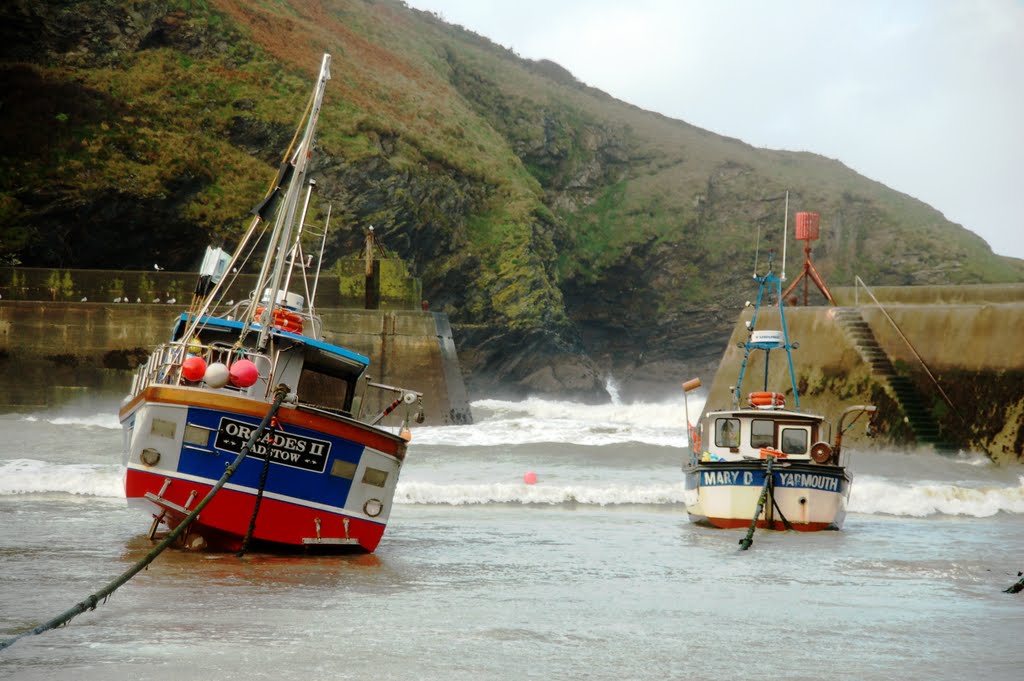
204,362,229,388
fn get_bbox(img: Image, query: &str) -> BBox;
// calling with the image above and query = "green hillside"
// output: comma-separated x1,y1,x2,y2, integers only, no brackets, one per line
2,0,1021,399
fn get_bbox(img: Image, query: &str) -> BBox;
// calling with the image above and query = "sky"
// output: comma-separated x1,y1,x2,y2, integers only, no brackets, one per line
405,0,1024,260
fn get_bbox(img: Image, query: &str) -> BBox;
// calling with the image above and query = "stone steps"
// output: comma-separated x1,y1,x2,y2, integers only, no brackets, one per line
834,307,957,451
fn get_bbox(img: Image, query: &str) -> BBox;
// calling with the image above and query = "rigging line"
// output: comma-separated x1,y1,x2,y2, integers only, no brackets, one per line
222,219,272,297
0,385,291,653
180,214,266,344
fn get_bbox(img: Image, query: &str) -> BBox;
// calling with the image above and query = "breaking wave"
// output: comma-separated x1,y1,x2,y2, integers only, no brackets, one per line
21,413,121,430
849,475,1024,517
411,395,701,449
0,458,123,499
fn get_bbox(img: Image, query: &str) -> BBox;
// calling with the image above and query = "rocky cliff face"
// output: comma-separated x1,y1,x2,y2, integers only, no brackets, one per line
2,0,1022,402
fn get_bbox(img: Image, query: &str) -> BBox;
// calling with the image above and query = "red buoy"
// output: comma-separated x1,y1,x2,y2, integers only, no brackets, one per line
182,355,207,382
229,359,259,388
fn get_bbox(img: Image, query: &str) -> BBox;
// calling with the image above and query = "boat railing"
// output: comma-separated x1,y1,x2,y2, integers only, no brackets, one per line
213,300,323,340
853,275,964,424
131,340,272,397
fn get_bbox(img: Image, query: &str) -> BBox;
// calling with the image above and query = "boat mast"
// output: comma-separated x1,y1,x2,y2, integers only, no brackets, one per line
732,194,802,411
780,190,789,283
256,53,331,351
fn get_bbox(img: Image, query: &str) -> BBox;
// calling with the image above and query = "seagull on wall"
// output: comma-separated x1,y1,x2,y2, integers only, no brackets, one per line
153,263,164,271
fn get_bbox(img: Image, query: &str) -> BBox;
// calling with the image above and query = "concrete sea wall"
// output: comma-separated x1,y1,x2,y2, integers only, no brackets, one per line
0,302,472,426
703,284,1024,463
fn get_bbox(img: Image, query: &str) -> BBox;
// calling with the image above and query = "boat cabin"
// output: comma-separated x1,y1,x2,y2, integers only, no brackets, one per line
146,313,371,418
698,408,827,463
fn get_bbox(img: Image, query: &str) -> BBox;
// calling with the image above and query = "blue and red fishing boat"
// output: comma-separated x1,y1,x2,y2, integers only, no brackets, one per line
119,54,423,552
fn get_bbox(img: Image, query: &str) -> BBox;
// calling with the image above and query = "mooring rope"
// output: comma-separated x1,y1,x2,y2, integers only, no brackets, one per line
739,456,777,551
0,384,291,653
770,484,795,531
237,418,277,557
1005,573,1024,594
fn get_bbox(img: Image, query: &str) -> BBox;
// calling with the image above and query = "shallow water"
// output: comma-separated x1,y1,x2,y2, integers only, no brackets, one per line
1,396,1022,680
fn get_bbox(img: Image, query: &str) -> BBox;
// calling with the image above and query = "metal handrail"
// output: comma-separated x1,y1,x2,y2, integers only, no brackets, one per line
132,341,271,397
853,276,965,425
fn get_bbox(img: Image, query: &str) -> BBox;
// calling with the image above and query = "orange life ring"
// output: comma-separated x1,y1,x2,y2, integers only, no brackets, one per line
748,391,785,408
759,447,787,459
255,306,304,334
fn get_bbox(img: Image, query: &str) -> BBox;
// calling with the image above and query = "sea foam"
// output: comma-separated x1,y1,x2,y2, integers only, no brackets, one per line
0,459,123,499
849,475,1024,518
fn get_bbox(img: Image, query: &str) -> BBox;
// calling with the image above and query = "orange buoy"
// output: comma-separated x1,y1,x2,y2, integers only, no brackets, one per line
759,448,787,459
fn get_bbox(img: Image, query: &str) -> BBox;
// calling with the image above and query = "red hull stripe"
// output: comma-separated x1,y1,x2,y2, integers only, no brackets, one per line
126,468,385,552
121,385,404,458
705,516,833,532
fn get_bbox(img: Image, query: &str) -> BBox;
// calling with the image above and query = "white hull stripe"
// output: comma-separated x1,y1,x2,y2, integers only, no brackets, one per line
126,464,349,516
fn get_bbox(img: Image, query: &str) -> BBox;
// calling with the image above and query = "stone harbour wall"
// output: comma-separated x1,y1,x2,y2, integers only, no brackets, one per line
0,302,472,426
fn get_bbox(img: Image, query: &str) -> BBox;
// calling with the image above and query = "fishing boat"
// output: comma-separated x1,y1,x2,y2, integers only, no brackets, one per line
118,53,423,553
680,210,875,546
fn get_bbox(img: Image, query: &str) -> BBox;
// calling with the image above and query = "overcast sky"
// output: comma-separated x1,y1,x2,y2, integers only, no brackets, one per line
406,0,1024,260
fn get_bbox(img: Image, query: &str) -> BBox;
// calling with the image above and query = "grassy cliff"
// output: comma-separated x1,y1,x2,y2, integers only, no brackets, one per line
2,0,1022,399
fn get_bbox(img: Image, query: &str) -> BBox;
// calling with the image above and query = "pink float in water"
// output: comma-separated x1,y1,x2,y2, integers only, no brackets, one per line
523,471,538,485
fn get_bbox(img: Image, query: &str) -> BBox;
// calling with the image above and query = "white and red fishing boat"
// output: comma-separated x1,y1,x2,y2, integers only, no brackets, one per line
681,207,875,545
119,53,423,553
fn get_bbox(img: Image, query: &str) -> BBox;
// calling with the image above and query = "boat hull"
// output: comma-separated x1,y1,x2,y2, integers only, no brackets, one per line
683,460,850,532
120,386,405,552
124,468,386,552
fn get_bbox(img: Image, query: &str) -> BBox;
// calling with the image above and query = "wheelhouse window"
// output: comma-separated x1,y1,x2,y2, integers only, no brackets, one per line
297,368,355,414
715,418,740,448
781,427,809,455
750,419,774,449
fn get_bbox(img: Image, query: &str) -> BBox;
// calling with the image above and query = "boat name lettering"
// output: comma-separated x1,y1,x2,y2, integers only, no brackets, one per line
777,472,839,492
215,417,331,473
701,470,754,486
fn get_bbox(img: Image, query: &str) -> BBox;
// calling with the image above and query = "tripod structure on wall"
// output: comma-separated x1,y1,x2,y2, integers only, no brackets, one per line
782,211,835,306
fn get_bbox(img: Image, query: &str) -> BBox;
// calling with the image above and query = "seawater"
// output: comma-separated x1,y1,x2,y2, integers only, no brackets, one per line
1,395,1022,680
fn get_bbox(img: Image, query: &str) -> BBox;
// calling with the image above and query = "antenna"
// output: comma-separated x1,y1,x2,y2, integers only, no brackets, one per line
781,191,789,282
752,224,761,278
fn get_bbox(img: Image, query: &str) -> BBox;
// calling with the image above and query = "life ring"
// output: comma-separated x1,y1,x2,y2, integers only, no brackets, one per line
255,306,304,334
748,391,785,408
759,447,787,459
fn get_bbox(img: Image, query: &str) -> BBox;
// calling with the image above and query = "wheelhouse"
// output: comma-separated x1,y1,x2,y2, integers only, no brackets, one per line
701,409,827,462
